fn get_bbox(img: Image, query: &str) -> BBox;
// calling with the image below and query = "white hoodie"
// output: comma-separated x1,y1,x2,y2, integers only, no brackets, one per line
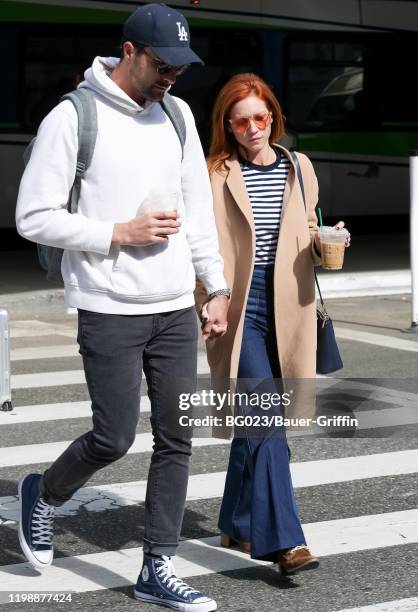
16,57,227,314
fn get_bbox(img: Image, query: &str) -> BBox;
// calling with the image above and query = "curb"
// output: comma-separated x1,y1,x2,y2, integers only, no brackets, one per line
316,269,411,299
0,289,65,311
0,270,412,310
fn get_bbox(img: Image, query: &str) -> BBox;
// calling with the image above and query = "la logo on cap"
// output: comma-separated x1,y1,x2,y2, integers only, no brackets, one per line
176,21,188,41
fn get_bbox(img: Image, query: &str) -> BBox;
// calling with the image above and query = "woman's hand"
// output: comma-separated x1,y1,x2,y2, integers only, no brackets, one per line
201,296,229,340
334,221,351,247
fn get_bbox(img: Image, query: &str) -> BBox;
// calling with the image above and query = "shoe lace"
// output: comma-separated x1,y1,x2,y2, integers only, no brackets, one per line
32,497,54,546
155,556,199,597
291,545,308,552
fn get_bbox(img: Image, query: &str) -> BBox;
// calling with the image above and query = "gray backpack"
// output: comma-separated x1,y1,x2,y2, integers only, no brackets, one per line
23,88,186,282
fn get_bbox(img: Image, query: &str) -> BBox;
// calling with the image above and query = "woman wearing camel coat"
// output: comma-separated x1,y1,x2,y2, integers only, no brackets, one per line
195,73,348,576
196,145,321,387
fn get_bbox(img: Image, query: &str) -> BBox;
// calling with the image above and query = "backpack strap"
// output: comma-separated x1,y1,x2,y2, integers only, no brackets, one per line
160,93,186,160
60,88,98,213
289,149,326,311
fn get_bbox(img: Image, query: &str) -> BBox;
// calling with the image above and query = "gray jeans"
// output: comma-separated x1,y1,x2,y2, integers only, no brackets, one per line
40,306,198,557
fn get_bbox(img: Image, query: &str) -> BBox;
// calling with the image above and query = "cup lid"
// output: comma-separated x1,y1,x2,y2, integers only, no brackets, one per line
320,226,349,237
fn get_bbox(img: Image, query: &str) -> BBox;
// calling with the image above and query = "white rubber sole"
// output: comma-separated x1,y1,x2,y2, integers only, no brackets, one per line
133,589,217,611
18,476,53,569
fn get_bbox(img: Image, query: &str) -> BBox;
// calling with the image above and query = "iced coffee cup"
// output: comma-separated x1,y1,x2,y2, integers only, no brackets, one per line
319,226,349,270
139,189,180,240
140,188,180,213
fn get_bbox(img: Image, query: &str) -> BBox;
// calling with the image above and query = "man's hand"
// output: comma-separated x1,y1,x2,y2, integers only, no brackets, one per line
201,295,229,341
112,210,181,247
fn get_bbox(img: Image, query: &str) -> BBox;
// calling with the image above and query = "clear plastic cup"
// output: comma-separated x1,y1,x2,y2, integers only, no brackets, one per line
140,188,180,214
319,226,349,270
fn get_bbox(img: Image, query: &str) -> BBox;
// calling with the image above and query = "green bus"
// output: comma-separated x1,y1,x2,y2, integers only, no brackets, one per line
1,0,417,242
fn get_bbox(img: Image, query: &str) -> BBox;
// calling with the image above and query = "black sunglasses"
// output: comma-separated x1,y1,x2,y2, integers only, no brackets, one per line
143,47,190,76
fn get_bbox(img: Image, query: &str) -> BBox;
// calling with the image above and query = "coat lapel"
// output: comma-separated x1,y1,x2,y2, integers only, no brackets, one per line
224,155,254,229
273,144,296,221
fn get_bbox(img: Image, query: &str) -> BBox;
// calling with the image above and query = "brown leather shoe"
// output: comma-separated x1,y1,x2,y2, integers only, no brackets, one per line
220,532,251,555
277,545,319,574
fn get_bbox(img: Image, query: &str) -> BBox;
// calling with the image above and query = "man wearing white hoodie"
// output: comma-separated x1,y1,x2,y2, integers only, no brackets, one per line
16,4,228,611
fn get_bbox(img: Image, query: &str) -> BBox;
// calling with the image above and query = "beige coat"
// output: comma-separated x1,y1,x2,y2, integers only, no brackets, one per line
195,145,321,434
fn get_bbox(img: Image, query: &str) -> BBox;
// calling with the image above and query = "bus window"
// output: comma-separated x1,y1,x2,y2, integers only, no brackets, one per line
379,37,418,129
285,37,370,131
0,24,20,132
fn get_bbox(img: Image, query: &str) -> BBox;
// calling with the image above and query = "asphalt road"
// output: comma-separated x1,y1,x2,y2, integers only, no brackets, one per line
0,294,417,612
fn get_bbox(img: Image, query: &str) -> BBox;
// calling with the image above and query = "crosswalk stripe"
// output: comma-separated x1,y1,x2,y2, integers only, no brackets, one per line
11,344,80,361
333,597,418,612
10,323,418,360
0,399,151,424
10,346,210,363
5,375,418,425
320,378,418,406
12,370,86,388
10,320,76,339
1,449,417,518
5,318,418,610
289,449,418,487
11,354,210,388
0,401,94,423
10,331,418,362
2,402,418,440
0,433,230,468
334,326,418,352
1,510,417,594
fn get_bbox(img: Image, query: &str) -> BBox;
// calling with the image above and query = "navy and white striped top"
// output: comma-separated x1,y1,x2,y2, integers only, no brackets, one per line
239,150,291,265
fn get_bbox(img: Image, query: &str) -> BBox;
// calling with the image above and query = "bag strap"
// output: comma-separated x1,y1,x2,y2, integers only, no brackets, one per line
58,90,184,217
289,149,326,311
160,93,186,160
60,88,98,214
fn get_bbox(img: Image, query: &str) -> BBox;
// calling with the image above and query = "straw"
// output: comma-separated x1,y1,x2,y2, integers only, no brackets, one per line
317,207,324,227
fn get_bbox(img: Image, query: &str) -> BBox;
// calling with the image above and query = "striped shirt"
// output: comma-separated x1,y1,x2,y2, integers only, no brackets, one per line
240,151,291,265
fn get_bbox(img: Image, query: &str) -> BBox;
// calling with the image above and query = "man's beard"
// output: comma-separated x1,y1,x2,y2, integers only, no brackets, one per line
137,80,169,102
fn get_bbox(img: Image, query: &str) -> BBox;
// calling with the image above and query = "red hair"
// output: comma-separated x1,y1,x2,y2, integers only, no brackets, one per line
207,73,285,175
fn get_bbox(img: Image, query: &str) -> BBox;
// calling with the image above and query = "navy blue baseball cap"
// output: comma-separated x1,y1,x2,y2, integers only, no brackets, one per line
123,3,204,66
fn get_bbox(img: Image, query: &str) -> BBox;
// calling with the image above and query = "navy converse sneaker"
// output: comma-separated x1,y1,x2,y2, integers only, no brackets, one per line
134,555,217,611
18,474,55,568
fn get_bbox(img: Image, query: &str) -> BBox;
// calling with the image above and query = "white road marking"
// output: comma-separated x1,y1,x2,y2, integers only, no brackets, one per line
11,354,210,389
12,370,86,388
0,509,417,594
10,327,418,363
0,398,150,424
335,326,418,352
11,345,80,361
3,375,418,427
317,270,411,298
0,433,230,468
10,320,76,339
333,598,418,612
1,401,417,439
1,449,417,519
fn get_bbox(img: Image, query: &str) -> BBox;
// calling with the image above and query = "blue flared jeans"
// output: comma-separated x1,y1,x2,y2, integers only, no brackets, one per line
218,264,306,560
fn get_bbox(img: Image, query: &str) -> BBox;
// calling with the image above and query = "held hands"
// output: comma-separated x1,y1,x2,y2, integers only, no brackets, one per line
112,210,181,247
200,296,229,341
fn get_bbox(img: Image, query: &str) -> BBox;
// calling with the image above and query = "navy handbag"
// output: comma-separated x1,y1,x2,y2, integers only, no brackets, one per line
290,150,343,375
315,275,343,374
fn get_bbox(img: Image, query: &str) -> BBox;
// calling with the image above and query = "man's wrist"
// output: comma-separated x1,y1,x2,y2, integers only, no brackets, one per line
207,288,231,300
112,222,129,246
